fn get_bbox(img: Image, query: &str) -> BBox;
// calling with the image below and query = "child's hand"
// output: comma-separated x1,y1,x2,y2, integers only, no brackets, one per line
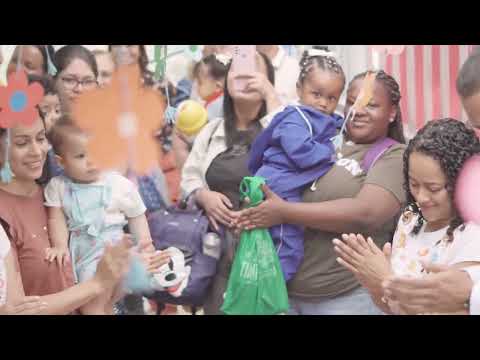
137,240,171,273
45,246,70,267
146,251,171,274
137,250,171,273
138,241,156,254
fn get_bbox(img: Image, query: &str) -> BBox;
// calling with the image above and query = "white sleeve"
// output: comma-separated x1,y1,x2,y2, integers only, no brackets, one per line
447,223,480,265
470,281,480,315
180,119,221,196
0,226,10,307
463,266,480,284
0,226,10,259
113,174,147,219
44,176,65,208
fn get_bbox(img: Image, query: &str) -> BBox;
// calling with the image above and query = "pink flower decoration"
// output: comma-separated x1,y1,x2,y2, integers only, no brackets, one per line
371,45,406,56
0,70,44,129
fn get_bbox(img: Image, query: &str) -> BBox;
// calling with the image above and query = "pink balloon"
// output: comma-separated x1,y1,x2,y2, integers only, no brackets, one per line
455,154,480,224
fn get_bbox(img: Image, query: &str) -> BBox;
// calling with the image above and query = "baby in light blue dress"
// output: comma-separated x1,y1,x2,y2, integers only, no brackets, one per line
44,121,169,315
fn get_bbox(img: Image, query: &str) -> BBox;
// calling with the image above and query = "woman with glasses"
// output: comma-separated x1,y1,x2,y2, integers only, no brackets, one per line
53,45,99,111
39,46,99,185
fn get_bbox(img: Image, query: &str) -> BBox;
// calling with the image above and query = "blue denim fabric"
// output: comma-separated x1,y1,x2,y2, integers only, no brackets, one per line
287,287,384,315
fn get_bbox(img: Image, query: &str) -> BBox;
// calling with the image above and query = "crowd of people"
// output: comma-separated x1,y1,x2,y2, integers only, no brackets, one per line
1,44,480,315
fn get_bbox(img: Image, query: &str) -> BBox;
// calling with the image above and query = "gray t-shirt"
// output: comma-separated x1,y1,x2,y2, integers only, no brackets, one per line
287,141,406,300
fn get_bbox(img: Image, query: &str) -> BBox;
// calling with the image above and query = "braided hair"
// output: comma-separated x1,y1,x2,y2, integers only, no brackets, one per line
349,70,406,144
298,46,345,90
403,118,480,241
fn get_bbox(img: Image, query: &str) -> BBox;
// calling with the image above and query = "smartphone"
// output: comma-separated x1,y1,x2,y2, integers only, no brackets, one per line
231,45,256,91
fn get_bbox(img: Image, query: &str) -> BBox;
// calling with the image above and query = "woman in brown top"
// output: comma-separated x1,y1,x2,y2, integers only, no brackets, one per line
234,70,407,314
0,116,137,314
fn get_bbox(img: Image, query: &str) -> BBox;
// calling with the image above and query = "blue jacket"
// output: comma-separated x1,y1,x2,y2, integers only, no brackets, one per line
332,112,344,130
249,105,337,199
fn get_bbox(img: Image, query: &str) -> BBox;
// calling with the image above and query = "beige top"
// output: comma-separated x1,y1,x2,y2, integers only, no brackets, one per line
288,140,406,300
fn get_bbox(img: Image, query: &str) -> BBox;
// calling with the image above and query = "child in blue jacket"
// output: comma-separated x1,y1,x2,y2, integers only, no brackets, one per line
249,47,346,281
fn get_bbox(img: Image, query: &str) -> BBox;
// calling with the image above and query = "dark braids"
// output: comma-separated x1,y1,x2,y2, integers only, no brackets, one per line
298,46,345,90
350,70,406,144
403,118,480,241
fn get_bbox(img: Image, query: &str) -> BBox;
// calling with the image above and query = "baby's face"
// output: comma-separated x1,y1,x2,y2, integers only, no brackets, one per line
60,132,100,183
297,67,344,115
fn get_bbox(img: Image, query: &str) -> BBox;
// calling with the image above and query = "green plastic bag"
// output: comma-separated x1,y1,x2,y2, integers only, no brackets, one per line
221,176,289,315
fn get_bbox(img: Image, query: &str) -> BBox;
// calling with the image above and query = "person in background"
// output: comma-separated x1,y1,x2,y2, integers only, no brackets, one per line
53,45,99,113
109,45,153,84
171,54,230,170
7,45,56,78
92,50,115,88
27,74,64,186
192,54,229,120
257,45,300,103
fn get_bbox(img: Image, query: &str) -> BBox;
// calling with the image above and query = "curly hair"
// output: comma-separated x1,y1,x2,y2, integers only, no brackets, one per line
403,118,480,241
350,70,406,144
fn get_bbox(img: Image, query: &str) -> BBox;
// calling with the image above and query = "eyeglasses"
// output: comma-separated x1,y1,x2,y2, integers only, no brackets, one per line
61,77,98,90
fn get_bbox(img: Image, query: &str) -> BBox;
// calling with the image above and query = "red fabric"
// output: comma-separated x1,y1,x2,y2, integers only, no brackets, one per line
158,151,181,204
204,90,223,108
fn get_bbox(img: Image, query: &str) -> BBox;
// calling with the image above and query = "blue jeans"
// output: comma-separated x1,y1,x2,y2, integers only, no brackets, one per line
288,286,384,315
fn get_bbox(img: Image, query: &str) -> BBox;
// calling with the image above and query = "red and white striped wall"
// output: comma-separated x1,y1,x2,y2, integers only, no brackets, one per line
368,45,475,138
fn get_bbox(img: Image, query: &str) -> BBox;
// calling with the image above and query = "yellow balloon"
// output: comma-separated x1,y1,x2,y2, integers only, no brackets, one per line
175,100,208,136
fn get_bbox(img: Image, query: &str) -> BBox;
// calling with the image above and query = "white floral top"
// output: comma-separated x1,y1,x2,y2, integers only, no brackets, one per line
391,209,480,277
